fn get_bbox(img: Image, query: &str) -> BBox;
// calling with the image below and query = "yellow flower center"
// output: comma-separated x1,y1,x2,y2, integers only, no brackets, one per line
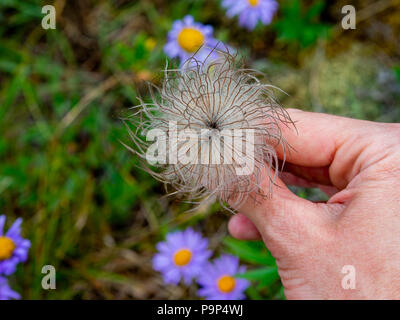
217,275,236,293
177,28,205,53
0,236,16,261
173,248,192,266
145,38,156,51
248,0,259,6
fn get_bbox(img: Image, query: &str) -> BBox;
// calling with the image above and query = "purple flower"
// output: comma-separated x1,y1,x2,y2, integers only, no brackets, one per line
164,15,230,66
222,0,279,30
0,276,20,300
153,228,211,285
0,215,30,276
197,254,249,300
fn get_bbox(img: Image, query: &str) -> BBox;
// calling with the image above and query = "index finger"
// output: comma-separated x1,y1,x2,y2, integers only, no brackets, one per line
276,109,358,167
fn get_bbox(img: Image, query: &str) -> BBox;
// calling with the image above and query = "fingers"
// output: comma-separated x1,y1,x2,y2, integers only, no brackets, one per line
275,109,382,189
238,177,322,229
276,109,364,167
282,163,332,186
228,109,367,252
228,168,342,257
228,170,336,246
228,172,338,244
232,172,327,228
280,171,338,197
228,213,261,240
319,185,338,197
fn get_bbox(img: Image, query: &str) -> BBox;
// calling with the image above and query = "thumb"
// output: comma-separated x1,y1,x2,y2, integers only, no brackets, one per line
230,174,341,257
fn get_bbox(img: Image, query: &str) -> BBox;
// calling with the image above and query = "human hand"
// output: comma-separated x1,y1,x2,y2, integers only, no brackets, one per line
228,109,400,299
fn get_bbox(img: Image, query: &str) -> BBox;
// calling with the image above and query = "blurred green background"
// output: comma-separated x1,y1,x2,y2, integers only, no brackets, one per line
0,0,399,299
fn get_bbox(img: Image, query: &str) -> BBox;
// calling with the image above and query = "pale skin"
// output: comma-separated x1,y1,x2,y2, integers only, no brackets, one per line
228,109,400,299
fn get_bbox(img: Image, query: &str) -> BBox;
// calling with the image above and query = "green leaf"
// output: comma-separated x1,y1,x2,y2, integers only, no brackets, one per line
305,1,325,19
236,267,279,286
394,66,400,84
223,237,276,266
274,0,331,48
87,269,132,285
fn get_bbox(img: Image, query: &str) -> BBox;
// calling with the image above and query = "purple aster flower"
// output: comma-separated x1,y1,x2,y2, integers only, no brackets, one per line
164,15,231,66
0,276,20,300
153,228,211,285
222,0,279,30
197,254,249,300
0,215,30,276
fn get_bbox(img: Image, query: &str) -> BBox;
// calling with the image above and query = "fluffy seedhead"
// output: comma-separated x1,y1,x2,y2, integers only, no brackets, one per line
124,51,294,211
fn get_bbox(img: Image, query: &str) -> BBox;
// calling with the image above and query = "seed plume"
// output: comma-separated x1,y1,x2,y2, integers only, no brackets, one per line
124,51,294,211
